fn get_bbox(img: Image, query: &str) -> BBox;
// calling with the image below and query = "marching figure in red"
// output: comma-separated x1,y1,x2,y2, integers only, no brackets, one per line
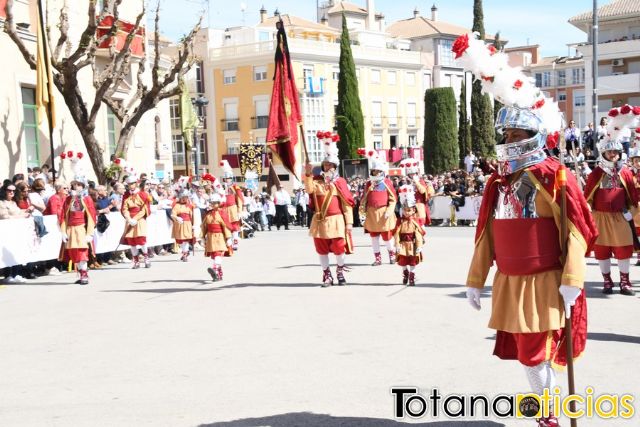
201,193,233,282
358,149,397,265
305,131,355,287
121,175,152,269
457,33,598,427
220,160,244,251
399,157,434,227
171,190,196,262
394,185,425,286
584,106,640,296
59,178,97,285
630,146,640,265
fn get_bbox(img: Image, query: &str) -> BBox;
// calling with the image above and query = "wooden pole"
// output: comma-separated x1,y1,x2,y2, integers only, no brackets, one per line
37,0,56,184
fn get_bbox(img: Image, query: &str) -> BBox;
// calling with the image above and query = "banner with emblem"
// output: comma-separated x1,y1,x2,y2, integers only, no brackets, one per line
239,142,266,178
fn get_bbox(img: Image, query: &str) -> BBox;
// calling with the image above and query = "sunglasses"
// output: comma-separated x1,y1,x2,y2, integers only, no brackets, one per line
6,189,15,192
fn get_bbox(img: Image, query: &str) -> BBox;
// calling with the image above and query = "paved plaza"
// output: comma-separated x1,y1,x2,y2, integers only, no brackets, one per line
0,227,638,426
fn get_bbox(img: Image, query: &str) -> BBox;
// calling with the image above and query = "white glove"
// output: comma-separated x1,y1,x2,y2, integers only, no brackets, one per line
85,235,93,243
623,211,633,221
61,233,68,243
413,175,420,183
176,217,184,224
415,247,422,254
466,288,481,311
384,211,390,219
128,219,138,226
559,285,581,319
226,238,233,246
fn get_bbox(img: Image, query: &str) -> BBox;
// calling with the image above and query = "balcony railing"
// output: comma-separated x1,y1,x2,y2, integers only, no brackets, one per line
221,119,239,132
252,116,269,129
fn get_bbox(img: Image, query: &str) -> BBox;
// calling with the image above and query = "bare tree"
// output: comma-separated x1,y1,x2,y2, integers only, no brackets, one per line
4,0,201,183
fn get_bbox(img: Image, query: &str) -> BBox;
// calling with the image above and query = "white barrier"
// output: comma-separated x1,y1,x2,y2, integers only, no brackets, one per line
0,208,195,269
430,195,482,220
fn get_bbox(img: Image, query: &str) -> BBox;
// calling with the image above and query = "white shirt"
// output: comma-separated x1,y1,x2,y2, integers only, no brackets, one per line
264,200,276,215
464,154,476,173
274,189,290,206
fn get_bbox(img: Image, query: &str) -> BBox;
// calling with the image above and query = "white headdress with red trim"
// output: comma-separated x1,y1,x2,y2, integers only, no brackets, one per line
398,184,416,208
399,157,421,176
219,159,234,179
600,105,640,153
60,150,88,184
316,131,340,166
357,147,387,174
202,173,225,196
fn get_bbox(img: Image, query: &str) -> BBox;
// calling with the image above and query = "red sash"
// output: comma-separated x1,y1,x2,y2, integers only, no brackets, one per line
68,211,86,226
400,233,414,242
593,187,626,212
225,194,236,206
492,218,562,275
207,223,223,233
178,213,191,221
129,207,141,216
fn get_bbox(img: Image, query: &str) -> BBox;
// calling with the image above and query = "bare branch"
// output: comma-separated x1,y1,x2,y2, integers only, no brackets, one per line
151,2,161,85
3,0,37,69
53,3,70,65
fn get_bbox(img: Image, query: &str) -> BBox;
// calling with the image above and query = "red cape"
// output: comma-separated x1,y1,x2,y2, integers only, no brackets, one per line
308,176,354,210
121,190,151,217
583,165,638,206
60,195,97,226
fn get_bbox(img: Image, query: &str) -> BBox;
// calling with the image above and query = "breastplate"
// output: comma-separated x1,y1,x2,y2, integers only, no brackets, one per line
599,172,620,189
494,172,539,219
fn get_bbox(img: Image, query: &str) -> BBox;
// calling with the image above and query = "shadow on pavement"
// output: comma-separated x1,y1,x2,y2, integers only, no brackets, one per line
101,286,219,294
587,332,640,345
216,282,321,289
198,412,505,427
277,263,373,269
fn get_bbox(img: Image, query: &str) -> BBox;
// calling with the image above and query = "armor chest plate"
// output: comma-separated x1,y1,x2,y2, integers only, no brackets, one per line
494,172,539,219
599,173,620,189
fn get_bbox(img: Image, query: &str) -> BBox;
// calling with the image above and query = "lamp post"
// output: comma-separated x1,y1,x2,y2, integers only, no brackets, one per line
192,95,209,180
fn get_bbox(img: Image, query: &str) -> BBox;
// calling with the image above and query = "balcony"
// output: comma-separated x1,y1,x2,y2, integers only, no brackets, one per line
96,15,145,58
252,116,269,129
221,119,239,132
598,73,640,96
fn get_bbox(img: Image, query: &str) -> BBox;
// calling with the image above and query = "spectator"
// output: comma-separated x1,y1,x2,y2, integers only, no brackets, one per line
263,195,276,231
564,120,580,153
45,182,68,217
582,122,596,153
273,184,290,230
464,151,476,173
28,178,47,216
596,117,608,143
294,188,308,227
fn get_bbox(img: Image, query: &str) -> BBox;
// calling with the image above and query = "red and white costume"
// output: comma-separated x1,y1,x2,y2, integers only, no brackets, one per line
121,176,152,269
59,186,97,285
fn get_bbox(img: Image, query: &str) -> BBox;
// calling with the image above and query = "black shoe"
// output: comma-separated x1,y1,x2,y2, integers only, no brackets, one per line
207,267,218,282
285,227,289,230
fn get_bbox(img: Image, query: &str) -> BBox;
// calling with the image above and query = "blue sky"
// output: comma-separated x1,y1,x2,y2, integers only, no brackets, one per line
151,0,593,58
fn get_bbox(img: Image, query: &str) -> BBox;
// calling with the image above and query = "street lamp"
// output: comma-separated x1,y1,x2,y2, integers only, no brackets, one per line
192,95,209,179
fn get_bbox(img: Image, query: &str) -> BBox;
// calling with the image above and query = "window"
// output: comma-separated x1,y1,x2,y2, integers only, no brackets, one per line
226,138,240,155
572,68,585,85
172,134,185,166
191,133,208,166
371,101,382,127
408,135,418,147
438,39,454,66
21,87,40,168
407,103,417,127
373,135,383,150
574,94,586,107
253,99,269,128
542,71,551,87
223,69,236,84
387,70,397,85
195,62,205,93
557,70,566,86
423,73,432,90
598,99,613,112
558,92,567,102
332,68,340,81
388,102,398,128
169,98,181,130
535,73,542,87
223,103,239,131
107,107,120,157
371,69,381,83
254,65,267,81
405,72,416,86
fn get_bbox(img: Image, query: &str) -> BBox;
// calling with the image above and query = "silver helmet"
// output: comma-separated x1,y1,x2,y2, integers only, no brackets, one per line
597,139,623,170
494,106,548,174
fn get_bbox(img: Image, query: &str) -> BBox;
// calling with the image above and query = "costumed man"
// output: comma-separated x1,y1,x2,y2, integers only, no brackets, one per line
394,185,425,286
358,149,398,265
630,145,640,265
171,190,196,262
59,175,97,285
304,131,355,287
219,160,244,251
121,174,152,269
399,157,434,227
201,193,233,282
456,33,598,427
584,106,640,296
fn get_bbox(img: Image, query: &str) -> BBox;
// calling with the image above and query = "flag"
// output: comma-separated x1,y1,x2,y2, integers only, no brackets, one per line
180,79,198,150
266,157,281,195
266,18,302,178
35,1,56,127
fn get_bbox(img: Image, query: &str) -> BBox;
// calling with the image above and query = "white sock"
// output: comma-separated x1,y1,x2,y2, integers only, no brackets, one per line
619,258,631,274
232,231,239,242
180,242,190,253
336,253,346,267
599,259,611,275
77,261,88,271
319,255,330,270
140,245,148,255
408,265,415,272
384,238,394,252
130,247,138,258
214,256,222,267
371,236,381,253
524,361,556,395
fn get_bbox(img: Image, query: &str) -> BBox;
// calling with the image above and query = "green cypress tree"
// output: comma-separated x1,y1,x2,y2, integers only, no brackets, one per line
336,14,365,161
470,0,495,158
424,87,458,174
458,80,472,166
